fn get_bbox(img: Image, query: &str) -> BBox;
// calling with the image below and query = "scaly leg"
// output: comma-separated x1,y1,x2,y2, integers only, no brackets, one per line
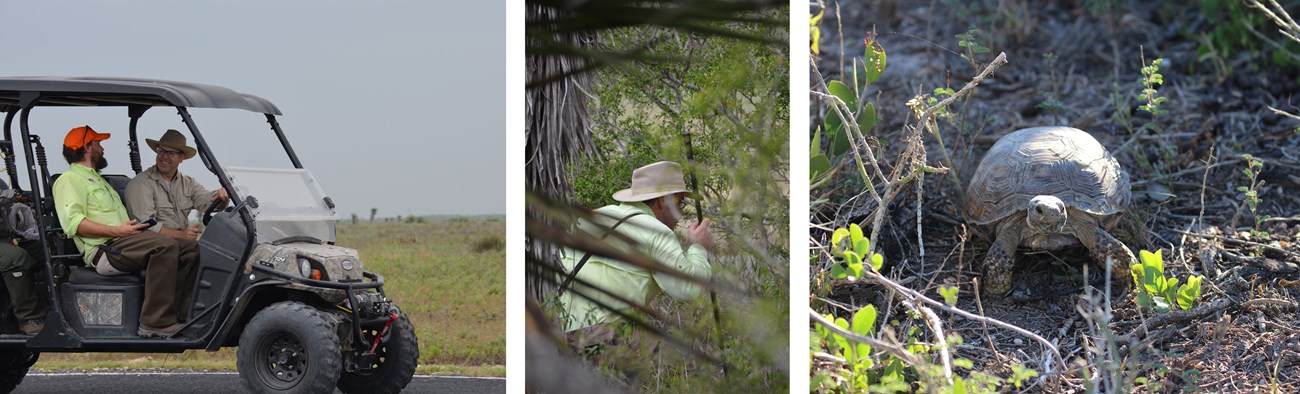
1076,224,1136,288
981,221,1023,296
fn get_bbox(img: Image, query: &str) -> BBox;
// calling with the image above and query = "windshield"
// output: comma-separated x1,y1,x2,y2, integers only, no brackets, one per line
226,166,337,244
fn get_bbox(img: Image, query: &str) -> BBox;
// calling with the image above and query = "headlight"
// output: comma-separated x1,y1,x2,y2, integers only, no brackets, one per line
298,258,312,276
341,259,354,271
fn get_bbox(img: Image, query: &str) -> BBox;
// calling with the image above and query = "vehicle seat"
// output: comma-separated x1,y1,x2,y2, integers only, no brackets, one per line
43,173,135,272
68,265,144,286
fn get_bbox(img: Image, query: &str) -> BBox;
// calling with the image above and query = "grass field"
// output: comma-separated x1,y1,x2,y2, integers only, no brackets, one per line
36,218,506,377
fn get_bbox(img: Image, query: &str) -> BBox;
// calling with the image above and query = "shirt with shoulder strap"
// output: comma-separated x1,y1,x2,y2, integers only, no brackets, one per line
559,201,711,332
52,163,129,267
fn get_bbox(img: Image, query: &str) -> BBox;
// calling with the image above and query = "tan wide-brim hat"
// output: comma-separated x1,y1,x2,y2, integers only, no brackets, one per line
612,161,698,202
145,129,197,160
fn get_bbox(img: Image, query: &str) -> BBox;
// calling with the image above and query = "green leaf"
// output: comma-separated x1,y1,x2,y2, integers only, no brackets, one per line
831,228,850,255
810,153,830,183
815,315,831,341
864,42,887,85
849,223,864,244
830,262,848,279
1130,260,1145,287
845,252,863,279
810,130,831,183
858,102,877,135
851,305,877,336
1153,296,1172,313
832,317,851,358
954,358,974,369
853,238,870,257
810,373,834,392
809,11,824,55
1177,275,1203,310
810,128,823,157
939,285,959,306
826,81,856,156
1164,277,1181,304
870,253,884,272
1135,290,1155,309
1143,265,1167,294
1140,249,1165,274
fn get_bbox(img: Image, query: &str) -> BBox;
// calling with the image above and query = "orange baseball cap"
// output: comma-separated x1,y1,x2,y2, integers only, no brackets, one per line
64,125,111,150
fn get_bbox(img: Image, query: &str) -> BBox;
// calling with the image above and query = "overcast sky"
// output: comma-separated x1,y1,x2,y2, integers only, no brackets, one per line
4,0,505,217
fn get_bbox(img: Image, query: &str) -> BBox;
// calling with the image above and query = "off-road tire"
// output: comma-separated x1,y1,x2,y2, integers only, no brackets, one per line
0,351,37,394
337,311,419,394
237,301,342,394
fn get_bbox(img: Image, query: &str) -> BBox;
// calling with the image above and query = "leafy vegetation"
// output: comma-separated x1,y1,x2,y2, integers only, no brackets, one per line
828,224,883,280
534,4,789,392
1235,154,1269,238
813,224,1041,393
1195,0,1300,82
1136,56,1169,133
1130,250,1204,312
815,0,1300,391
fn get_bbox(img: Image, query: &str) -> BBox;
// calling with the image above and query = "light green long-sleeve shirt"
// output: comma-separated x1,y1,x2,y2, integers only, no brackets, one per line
52,163,129,266
559,202,711,332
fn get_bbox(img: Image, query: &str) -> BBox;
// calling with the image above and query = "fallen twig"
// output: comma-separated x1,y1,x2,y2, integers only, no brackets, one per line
1173,229,1300,260
1114,297,1236,339
1220,249,1299,274
1242,297,1299,310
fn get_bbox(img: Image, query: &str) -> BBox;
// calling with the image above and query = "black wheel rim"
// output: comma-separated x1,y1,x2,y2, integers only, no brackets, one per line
257,331,308,390
355,327,388,375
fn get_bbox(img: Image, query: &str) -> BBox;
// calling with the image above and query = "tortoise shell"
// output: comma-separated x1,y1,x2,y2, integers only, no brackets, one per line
965,126,1131,227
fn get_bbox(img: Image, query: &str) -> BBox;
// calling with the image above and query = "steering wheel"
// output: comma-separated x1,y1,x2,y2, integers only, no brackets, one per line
202,197,227,226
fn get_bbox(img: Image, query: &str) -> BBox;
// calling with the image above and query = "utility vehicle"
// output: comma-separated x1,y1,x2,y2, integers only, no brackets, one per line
0,77,418,394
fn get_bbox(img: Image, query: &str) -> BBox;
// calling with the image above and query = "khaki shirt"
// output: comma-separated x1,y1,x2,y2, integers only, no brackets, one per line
124,165,216,232
52,163,129,266
559,201,712,332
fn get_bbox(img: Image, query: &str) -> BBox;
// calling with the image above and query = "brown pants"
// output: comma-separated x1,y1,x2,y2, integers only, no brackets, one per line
103,231,198,327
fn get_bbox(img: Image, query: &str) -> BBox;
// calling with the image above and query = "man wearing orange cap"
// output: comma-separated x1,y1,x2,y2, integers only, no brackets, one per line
52,126,199,338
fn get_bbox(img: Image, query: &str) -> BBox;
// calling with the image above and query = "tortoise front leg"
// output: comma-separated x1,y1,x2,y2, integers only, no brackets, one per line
981,221,1023,296
1075,223,1136,288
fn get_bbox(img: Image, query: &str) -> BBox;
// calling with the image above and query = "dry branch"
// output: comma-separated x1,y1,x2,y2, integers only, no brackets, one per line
810,310,923,366
1115,298,1236,341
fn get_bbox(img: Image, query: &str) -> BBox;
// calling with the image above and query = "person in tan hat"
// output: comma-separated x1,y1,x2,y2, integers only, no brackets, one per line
52,126,199,337
125,129,228,241
558,161,715,350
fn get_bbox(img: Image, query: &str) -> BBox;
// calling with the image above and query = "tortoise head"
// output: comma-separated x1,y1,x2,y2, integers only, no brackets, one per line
1026,195,1067,233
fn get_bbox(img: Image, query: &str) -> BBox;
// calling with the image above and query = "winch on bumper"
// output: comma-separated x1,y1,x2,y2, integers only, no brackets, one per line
243,242,401,371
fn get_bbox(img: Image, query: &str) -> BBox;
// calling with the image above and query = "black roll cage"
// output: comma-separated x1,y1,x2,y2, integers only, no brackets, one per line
0,77,350,351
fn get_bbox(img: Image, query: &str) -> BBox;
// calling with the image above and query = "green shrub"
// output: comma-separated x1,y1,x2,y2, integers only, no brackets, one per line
1130,250,1203,312
473,236,504,253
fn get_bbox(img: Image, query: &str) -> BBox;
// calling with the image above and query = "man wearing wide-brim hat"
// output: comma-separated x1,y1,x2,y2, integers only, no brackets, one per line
125,129,228,241
558,161,715,346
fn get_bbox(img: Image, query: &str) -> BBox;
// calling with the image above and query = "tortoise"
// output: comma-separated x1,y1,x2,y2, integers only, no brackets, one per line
965,126,1135,296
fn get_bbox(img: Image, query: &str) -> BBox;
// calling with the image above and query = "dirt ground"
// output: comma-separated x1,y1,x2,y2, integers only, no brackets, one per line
812,0,1300,392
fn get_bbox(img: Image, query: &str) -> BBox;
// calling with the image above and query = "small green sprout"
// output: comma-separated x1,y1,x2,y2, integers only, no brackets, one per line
1130,249,1203,312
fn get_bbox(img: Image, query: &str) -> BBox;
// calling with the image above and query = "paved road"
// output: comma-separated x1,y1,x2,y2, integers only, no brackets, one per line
12,372,505,393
